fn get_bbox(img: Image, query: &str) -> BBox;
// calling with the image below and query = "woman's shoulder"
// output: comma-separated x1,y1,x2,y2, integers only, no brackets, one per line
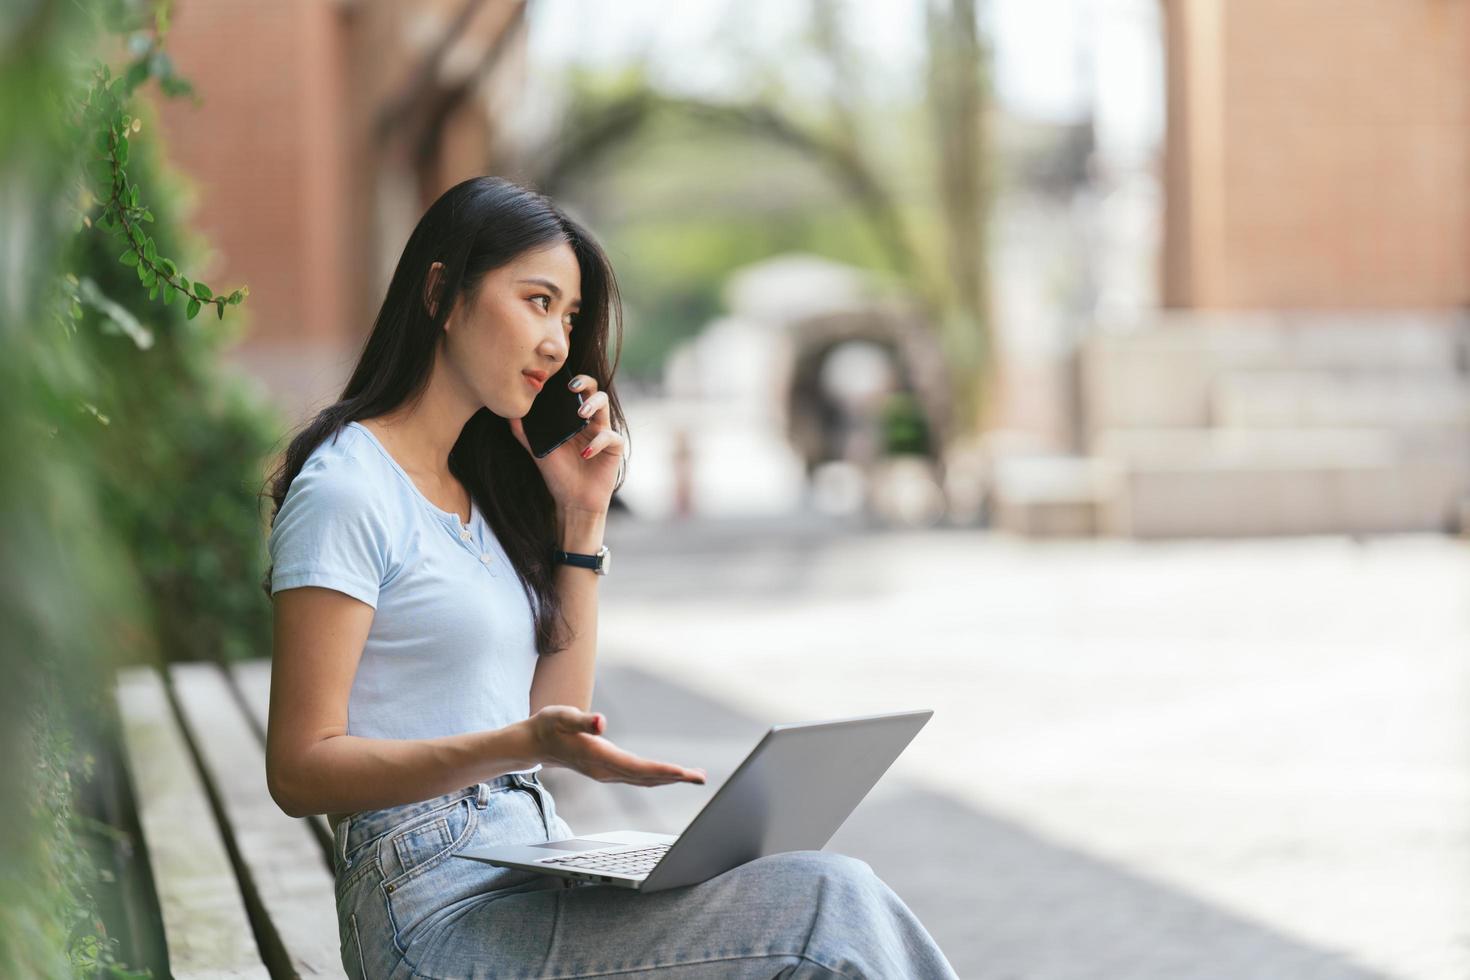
270,424,405,600
285,424,401,514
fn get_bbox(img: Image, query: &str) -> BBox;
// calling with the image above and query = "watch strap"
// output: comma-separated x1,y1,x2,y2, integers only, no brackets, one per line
553,544,609,574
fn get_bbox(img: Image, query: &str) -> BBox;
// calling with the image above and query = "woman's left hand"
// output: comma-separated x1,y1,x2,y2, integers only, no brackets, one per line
508,373,624,517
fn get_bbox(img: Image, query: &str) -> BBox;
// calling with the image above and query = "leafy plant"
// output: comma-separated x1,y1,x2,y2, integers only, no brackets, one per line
66,33,247,331
3,2,279,976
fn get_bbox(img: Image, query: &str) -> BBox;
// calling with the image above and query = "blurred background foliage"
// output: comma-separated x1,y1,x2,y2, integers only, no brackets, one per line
3,1,278,974
533,6,987,403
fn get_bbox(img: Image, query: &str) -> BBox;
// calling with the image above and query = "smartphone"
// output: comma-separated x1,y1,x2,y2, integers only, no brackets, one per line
522,363,590,458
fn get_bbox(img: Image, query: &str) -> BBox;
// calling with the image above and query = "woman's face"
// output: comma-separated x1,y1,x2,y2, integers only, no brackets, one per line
440,242,582,418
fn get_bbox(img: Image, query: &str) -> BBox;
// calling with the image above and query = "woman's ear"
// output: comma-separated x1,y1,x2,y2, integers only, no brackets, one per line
424,261,446,319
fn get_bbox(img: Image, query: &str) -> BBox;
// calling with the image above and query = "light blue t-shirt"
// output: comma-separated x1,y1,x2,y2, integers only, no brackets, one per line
269,420,541,774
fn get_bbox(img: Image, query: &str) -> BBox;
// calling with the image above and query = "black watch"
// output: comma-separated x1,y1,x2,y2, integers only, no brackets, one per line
553,544,611,575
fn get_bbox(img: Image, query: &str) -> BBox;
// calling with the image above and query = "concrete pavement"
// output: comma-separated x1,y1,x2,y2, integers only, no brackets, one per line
542,515,1469,979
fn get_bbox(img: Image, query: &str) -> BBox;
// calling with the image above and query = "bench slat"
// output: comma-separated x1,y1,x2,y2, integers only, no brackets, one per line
115,666,269,979
171,663,347,979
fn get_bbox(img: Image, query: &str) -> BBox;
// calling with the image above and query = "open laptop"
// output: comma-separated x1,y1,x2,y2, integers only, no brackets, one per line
455,708,932,893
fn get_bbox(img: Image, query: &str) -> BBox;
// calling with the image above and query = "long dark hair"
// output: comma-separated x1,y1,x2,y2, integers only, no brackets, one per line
261,176,625,657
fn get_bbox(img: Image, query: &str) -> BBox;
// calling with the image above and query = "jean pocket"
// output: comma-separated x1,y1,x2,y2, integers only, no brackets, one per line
380,797,479,954
381,797,477,887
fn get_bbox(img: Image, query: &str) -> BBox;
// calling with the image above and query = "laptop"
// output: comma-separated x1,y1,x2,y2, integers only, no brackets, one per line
455,708,932,893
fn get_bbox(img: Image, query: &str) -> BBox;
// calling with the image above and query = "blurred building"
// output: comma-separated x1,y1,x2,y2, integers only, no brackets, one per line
993,0,1470,537
629,254,948,523
143,0,528,428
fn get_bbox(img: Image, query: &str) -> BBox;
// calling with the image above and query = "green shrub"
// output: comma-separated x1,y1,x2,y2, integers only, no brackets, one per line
3,2,278,975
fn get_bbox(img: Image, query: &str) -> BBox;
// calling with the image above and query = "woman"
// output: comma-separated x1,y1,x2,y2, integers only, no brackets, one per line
263,176,958,979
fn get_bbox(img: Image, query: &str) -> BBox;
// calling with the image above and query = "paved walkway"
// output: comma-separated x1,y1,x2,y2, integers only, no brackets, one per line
542,516,1469,979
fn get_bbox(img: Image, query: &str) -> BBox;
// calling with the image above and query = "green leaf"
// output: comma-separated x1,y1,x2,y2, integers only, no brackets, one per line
163,283,176,305
179,276,190,294
148,283,158,301
119,249,138,267
128,183,138,207
141,267,156,288
194,282,212,300
116,135,129,166
143,237,156,262
227,291,243,305
186,298,201,320
162,258,177,276
123,60,148,91
141,209,155,223
216,300,225,320
160,75,196,98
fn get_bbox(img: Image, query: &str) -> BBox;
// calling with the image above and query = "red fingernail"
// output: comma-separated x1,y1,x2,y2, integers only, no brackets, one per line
581,446,593,458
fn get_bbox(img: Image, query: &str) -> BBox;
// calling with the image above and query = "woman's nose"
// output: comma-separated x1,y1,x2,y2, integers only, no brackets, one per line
539,328,569,363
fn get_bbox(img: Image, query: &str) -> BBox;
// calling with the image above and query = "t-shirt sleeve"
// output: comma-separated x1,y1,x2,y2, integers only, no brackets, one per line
268,459,390,608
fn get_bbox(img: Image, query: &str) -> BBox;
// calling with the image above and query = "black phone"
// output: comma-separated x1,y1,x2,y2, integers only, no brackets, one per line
522,363,589,458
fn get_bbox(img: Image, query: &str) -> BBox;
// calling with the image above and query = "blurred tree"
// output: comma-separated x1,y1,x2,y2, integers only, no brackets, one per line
538,89,919,284
375,0,527,186
926,0,993,433
520,0,993,439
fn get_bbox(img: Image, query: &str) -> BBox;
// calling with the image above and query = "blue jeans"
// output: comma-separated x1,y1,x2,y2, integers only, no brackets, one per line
331,772,959,979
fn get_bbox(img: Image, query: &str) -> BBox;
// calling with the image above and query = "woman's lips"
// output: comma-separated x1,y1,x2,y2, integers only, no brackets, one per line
523,373,545,392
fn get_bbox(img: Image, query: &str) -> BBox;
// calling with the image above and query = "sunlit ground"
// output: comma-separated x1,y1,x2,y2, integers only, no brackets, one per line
599,521,1470,979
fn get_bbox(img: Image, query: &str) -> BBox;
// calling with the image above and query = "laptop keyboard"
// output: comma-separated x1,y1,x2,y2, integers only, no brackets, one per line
538,843,671,877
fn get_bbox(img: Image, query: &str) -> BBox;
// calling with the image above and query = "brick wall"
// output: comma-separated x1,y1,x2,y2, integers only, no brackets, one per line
142,0,524,427
144,0,352,348
1163,0,1470,309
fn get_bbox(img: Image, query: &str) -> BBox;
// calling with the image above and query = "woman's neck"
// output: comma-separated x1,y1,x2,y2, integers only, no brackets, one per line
364,363,476,479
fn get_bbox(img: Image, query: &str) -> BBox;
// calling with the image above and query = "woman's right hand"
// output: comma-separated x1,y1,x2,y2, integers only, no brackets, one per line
524,706,707,787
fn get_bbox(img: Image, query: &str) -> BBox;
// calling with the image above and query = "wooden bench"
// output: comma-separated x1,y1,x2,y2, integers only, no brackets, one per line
116,662,344,978
113,659,661,979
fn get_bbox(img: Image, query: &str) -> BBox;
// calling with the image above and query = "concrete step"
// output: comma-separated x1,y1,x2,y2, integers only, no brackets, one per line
988,430,1470,537
1084,313,1470,431
1212,371,1470,429
1091,428,1464,536
989,455,1118,537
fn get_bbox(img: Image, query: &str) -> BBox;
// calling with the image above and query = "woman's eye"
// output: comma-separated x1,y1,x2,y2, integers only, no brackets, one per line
531,295,551,312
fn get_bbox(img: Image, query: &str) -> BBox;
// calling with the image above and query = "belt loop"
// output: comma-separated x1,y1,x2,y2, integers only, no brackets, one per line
338,816,352,866
475,782,490,809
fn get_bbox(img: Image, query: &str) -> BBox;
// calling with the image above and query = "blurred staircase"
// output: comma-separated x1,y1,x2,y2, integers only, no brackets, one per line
989,312,1470,537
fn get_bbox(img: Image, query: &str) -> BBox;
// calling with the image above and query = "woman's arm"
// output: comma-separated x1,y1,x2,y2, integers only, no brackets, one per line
266,586,541,817
528,506,607,714
268,577,700,818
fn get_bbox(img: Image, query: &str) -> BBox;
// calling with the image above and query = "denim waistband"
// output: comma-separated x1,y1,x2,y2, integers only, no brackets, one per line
336,770,542,867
